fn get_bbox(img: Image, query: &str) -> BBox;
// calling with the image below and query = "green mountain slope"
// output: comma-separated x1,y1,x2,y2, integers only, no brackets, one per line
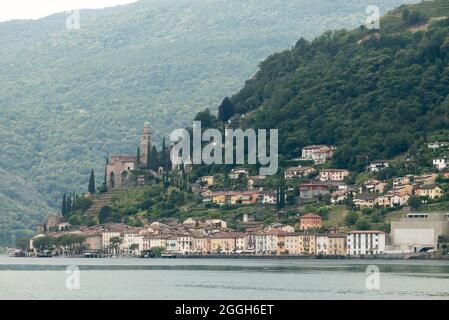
0,0,416,245
223,0,449,171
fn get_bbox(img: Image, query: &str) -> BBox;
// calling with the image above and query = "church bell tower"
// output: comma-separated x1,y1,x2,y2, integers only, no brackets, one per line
140,122,151,167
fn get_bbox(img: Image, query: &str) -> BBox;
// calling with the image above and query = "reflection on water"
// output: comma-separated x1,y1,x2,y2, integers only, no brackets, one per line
1,256,449,300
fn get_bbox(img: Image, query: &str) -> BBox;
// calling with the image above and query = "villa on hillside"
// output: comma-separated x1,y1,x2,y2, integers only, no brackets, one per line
284,167,316,180
415,184,444,200
433,157,448,170
319,169,349,182
299,183,329,202
428,141,449,149
368,160,390,173
301,145,335,164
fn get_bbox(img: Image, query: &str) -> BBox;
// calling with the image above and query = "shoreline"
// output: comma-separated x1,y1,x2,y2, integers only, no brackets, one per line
167,254,449,260
4,253,448,261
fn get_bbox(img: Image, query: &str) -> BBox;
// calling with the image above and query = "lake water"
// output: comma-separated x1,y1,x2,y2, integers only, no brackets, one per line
1,256,449,300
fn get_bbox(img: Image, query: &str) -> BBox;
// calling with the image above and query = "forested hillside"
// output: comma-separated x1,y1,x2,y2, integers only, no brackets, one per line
217,0,449,172
0,0,414,245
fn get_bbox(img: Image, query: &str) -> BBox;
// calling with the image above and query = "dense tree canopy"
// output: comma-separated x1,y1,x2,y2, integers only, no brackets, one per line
214,2,449,172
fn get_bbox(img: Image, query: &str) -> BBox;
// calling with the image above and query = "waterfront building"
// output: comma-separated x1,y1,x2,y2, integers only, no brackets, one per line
298,234,316,255
102,231,121,252
347,231,386,255
177,234,194,254
327,234,347,255
84,232,103,251
166,236,178,253
266,229,281,254
390,213,449,253
123,230,144,255
254,233,268,254
193,237,211,254
211,234,237,254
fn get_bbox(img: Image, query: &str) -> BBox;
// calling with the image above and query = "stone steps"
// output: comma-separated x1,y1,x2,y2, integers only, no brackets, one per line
85,189,126,216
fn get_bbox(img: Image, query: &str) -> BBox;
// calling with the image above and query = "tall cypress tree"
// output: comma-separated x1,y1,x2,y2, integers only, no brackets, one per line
67,195,72,215
72,191,77,210
161,138,166,170
276,175,286,209
280,176,286,208
136,147,140,167
62,193,67,218
88,169,96,194
146,142,151,170
276,176,281,209
104,157,109,185
149,145,159,171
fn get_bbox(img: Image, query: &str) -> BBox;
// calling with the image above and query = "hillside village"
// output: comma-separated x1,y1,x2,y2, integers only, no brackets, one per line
18,123,449,258
11,0,449,258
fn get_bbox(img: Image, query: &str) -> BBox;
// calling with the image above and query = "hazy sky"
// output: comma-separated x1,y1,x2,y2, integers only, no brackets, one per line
0,0,137,22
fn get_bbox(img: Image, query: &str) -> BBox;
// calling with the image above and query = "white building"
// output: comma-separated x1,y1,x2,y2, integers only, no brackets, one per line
347,231,386,255
102,231,121,252
177,235,194,254
266,231,280,254
368,161,389,173
428,141,449,149
235,235,247,251
254,234,268,254
259,191,277,205
123,231,144,255
316,235,328,255
166,237,178,252
301,145,335,164
433,157,448,170
228,168,250,180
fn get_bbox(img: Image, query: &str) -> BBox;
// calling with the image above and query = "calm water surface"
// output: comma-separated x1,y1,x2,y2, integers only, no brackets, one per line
1,256,449,300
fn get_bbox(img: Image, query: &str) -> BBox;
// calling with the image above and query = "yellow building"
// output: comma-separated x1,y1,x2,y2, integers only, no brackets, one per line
211,234,236,253
298,234,316,255
211,192,226,205
283,234,301,255
326,234,347,255
415,184,444,200
201,176,216,186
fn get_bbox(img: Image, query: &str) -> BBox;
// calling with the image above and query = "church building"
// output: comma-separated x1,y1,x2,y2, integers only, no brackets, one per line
106,123,152,190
